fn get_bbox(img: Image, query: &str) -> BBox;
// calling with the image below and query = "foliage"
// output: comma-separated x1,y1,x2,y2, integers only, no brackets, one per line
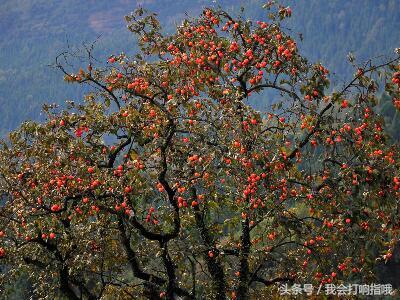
0,3,400,299
0,0,400,137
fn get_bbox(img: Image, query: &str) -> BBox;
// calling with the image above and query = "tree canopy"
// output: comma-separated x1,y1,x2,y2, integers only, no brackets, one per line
0,2,400,299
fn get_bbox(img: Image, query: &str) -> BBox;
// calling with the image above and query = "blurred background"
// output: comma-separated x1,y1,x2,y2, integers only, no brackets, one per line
0,0,399,137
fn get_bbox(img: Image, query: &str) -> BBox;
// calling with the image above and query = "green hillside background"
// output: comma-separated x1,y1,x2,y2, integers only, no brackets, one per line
0,0,399,137
0,1,400,297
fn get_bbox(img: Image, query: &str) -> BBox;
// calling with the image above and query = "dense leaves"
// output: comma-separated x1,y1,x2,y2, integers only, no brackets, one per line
1,0,400,137
0,3,399,299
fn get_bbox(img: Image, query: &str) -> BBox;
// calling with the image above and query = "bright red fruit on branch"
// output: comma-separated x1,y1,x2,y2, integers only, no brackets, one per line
50,204,61,212
0,2,399,299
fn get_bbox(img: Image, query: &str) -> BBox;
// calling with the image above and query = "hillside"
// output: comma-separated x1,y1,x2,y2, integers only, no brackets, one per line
0,0,399,136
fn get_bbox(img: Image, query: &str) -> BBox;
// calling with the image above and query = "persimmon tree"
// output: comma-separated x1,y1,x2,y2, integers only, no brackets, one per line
1,2,400,299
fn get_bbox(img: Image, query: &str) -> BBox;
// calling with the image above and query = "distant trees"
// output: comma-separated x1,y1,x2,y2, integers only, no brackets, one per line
377,93,400,141
0,2,399,299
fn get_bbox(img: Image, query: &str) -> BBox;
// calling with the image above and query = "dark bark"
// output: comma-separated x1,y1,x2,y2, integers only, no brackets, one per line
98,136,132,168
117,217,165,287
191,188,227,300
118,217,193,299
60,267,80,300
160,241,177,299
237,217,251,300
